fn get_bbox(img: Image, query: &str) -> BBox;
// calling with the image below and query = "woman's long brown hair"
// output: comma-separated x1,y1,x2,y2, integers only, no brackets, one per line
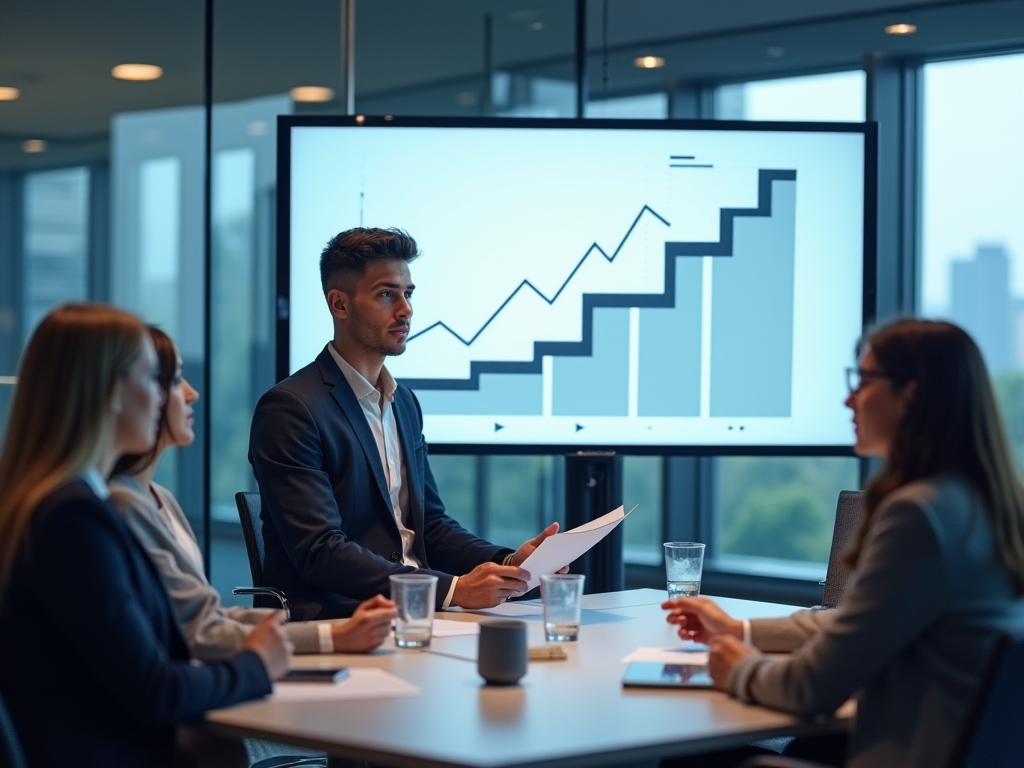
0,303,146,600
844,319,1024,592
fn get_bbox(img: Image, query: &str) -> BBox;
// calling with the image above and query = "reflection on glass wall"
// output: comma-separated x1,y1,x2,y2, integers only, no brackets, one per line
22,168,91,336
920,54,1024,470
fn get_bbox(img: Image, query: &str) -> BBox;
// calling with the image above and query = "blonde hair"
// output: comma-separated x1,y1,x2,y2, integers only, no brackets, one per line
0,303,146,600
845,319,1024,592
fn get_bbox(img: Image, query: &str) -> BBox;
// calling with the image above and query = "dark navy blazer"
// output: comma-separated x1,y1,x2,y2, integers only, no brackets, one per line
0,481,271,768
249,345,511,620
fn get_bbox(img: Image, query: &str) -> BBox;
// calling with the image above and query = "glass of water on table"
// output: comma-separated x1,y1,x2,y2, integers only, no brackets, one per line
390,574,437,648
663,542,706,599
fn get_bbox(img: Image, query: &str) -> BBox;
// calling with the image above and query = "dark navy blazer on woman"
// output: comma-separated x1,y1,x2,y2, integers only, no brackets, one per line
0,480,271,768
249,344,511,620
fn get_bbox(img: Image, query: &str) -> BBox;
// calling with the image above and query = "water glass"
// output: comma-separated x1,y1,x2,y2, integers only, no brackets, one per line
390,574,437,648
663,542,705,600
540,574,585,642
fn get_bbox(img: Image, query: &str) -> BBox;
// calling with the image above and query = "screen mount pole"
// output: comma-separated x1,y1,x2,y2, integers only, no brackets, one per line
341,0,356,115
564,452,624,593
575,0,587,118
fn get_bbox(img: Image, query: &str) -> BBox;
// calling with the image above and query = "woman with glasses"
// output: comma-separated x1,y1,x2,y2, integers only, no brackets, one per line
663,318,1024,768
108,326,396,661
0,304,291,768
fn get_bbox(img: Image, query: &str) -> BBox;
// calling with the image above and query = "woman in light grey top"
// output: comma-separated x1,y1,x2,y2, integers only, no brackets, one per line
664,319,1024,768
108,327,396,660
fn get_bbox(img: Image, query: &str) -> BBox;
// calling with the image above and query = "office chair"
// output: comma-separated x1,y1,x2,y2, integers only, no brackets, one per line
819,490,864,609
738,633,1024,768
232,491,292,620
0,688,27,768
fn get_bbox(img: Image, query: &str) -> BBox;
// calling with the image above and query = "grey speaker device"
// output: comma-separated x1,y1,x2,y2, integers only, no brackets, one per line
477,620,528,685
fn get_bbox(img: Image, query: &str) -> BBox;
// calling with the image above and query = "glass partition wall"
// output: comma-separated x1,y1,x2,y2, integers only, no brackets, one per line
3,0,1022,605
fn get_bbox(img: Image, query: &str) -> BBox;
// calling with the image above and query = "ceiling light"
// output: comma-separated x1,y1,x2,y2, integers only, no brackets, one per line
885,23,917,35
530,21,544,31
0,87,21,101
355,115,366,124
22,139,46,153
290,86,334,103
112,63,163,81
766,46,785,58
635,56,666,69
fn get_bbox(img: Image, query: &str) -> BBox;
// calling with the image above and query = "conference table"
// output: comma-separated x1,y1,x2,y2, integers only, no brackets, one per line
205,589,848,768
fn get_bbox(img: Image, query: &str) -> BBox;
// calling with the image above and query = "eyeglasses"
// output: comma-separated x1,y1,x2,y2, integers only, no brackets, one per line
845,367,894,394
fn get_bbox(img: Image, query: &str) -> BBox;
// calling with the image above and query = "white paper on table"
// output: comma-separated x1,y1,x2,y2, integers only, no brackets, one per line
519,504,636,590
466,601,545,618
268,668,420,702
430,619,481,637
620,647,710,666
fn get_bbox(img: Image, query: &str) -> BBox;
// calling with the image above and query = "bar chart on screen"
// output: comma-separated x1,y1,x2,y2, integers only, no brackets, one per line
287,122,865,447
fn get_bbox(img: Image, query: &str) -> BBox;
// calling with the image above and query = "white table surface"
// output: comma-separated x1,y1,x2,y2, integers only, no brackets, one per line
206,589,846,768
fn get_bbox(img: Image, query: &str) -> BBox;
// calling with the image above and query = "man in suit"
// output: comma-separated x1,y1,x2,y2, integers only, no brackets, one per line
250,227,564,620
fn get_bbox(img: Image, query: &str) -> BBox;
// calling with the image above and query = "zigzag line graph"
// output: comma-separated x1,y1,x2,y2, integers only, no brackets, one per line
399,169,796,392
407,204,672,346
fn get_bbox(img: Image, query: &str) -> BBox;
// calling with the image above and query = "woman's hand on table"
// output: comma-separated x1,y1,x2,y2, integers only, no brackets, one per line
662,596,743,644
244,610,294,680
332,595,398,653
708,635,759,691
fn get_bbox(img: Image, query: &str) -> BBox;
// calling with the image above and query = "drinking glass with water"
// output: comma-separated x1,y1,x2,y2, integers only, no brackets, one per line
390,574,437,648
540,574,585,642
663,542,705,599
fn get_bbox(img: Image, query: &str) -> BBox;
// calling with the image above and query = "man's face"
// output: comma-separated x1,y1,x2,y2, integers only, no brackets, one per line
330,258,414,357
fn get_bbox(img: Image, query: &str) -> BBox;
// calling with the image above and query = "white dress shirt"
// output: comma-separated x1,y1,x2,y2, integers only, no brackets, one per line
328,343,459,609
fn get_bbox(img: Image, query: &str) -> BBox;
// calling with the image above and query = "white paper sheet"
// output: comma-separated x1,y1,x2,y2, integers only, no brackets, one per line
268,667,420,702
620,647,709,666
519,504,636,590
430,619,481,636
465,601,545,618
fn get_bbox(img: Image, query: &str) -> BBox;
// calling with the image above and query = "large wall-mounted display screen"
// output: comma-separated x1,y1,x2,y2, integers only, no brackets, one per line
280,117,873,451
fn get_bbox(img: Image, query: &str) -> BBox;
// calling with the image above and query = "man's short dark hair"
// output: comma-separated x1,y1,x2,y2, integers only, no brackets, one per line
319,227,420,295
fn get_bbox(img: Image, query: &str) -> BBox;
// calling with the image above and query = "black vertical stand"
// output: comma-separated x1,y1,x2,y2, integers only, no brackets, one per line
564,452,624,594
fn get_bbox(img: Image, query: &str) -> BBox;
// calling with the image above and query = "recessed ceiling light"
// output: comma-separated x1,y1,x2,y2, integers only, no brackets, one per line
112,63,163,81
290,86,334,103
635,56,666,69
885,23,917,35
0,87,21,101
355,115,366,124
22,139,46,153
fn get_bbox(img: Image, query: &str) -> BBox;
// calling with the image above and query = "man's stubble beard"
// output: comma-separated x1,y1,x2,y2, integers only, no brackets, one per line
350,312,408,358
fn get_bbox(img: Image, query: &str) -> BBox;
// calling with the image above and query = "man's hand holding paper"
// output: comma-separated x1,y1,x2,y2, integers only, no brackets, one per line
518,505,635,590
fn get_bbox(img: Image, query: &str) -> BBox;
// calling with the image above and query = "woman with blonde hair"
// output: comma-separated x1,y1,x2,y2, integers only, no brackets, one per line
0,304,291,768
109,326,396,660
663,318,1024,768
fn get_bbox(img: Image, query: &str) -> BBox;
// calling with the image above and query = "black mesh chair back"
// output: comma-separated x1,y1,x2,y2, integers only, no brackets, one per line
821,490,864,609
234,491,265,587
0,688,27,768
948,633,1024,768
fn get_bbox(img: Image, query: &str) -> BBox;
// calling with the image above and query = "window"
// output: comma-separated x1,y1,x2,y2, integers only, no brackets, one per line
715,71,866,122
920,54,1024,469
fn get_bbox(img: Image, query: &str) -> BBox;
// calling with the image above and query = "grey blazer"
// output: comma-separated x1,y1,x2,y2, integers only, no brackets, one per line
730,476,1024,768
108,475,324,658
